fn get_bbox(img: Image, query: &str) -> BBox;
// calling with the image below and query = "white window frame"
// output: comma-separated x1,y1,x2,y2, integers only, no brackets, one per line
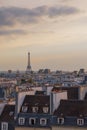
29,118,36,125
1,122,8,130
43,107,49,113
18,117,25,125
22,106,28,113
9,111,14,116
32,107,38,113
57,118,64,124
77,119,84,126
40,118,47,126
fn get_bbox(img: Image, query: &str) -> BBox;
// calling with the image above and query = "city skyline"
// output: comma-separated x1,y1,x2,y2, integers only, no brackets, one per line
0,0,87,71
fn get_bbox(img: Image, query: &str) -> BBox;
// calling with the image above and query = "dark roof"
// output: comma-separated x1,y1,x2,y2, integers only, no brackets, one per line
20,95,50,113
0,105,15,122
54,100,87,117
52,86,79,91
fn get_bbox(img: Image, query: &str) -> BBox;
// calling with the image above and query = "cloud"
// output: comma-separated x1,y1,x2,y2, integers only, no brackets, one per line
0,29,27,36
47,6,79,17
0,5,79,27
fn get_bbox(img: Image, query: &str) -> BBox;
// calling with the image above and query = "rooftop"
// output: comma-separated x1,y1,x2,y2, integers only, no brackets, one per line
0,104,15,122
54,100,87,117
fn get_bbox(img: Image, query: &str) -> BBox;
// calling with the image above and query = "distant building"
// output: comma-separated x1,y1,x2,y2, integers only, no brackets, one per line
44,69,51,74
0,88,4,99
79,68,85,75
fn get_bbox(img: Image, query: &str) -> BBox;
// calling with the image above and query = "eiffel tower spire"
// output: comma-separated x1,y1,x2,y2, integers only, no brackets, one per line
26,52,31,72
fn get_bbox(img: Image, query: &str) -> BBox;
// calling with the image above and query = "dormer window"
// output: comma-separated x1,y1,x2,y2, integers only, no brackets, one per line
1,122,8,130
32,107,38,113
77,119,84,126
9,111,14,116
58,118,64,125
22,106,28,113
18,117,25,125
43,107,49,113
40,118,47,126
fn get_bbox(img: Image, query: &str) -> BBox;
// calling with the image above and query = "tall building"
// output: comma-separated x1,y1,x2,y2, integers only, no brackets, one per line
26,52,32,73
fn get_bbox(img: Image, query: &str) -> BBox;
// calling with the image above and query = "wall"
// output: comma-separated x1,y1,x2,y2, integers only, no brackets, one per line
52,91,67,112
0,102,6,115
47,86,53,95
79,86,87,100
32,87,42,92
15,127,50,130
15,126,87,130
52,126,87,130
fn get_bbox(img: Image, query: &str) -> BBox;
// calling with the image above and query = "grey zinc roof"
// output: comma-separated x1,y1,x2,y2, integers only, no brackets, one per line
0,104,15,122
54,100,87,117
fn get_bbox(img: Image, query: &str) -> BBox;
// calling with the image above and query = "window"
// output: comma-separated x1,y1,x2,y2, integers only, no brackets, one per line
1,122,8,130
29,118,36,125
43,107,49,113
58,118,64,125
77,119,84,126
18,117,25,125
40,118,47,126
22,106,28,112
9,111,14,116
32,107,38,113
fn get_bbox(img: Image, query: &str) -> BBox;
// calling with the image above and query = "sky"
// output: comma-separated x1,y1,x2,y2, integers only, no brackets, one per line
0,0,87,71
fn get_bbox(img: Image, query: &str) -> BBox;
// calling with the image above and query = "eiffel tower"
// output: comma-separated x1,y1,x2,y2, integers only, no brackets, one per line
26,52,32,73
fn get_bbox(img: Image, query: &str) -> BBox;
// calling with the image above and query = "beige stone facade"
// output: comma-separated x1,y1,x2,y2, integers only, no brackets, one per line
15,127,50,130
15,126,87,130
52,126,87,130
